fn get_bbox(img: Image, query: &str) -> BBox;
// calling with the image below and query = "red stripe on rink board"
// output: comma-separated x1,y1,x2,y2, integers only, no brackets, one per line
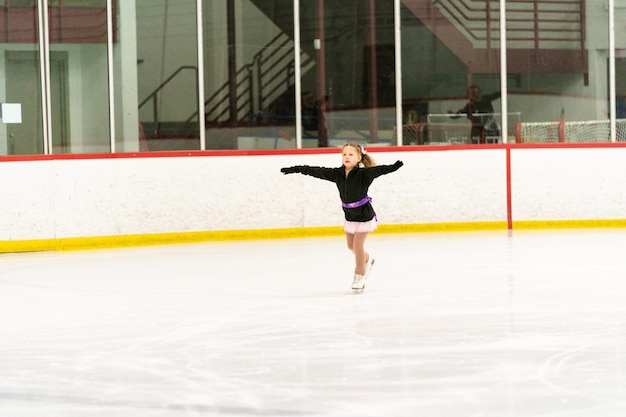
506,147,513,231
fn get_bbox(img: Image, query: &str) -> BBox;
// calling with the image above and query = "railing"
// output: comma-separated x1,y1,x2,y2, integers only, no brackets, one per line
198,32,314,125
255,33,307,114
190,61,254,125
138,66,198,135
403,112,522,144
434,0,584,50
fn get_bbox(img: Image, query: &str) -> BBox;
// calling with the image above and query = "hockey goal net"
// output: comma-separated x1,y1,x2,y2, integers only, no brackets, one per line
516,119,626,143
402,122,427,145
402,121,472,145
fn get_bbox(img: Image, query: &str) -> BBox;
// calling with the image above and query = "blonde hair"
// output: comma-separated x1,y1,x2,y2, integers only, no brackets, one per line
342,142,376,167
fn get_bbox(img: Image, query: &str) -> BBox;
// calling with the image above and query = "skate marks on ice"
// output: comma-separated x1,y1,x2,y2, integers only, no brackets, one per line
2,231,626,416
0,391,309,417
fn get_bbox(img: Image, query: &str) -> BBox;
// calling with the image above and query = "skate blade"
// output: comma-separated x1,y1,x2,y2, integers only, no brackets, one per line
364,259,375,279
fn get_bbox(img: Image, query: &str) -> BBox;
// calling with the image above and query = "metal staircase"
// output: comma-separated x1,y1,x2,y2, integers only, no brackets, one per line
139,32,314,138
196,32,314,127
402,0,588,75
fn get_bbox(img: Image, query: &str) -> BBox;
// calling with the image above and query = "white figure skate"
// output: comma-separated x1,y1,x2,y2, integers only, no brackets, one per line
364,256,375,279
352,274,366,293
351,256,375,293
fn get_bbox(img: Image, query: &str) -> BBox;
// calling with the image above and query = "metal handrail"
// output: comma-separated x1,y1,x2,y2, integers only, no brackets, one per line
138,65,198,134
433,0,584,49
199,32,313,126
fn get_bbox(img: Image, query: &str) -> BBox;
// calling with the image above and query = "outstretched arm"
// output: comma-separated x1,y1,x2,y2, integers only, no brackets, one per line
484,91,501,102
448,104,469,119
280,165,339,182
280,166,303,174
365,160,404,181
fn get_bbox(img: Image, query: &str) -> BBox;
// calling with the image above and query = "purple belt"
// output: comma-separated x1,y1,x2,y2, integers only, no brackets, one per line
342,195,372,209
342,195,377,221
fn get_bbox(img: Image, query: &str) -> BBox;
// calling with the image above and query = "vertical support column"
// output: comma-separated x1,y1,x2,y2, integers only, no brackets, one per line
316,0,327,147
196,0,206,150
499,0,508,144
116,1,142,152
394,0,402,146
609,0,616,142
106,0,116,153
38,0,52,154
294,0,303,149
227,0,237,125
368,0,378,144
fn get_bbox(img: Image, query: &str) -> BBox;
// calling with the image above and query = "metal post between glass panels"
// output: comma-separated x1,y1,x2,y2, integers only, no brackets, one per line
37,0,52,154
500,0,508,144
197,0,206,150
107,0,116,153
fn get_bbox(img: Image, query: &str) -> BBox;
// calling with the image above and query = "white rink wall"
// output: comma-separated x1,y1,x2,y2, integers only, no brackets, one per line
511,147,626,221
1,146,626,244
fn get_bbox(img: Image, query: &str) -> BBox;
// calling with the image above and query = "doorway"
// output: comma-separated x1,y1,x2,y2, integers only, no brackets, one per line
5,51,69,155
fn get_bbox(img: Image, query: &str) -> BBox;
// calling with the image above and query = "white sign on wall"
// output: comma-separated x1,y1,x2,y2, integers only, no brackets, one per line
1,103,22,124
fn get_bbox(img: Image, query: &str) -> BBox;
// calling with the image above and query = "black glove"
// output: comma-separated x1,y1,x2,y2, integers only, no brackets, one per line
281,166,301,175
393,160,404,169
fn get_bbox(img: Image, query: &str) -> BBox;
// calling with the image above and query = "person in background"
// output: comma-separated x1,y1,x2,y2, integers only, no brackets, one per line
280,142,403,292
452,85,500,144
301,91,320,133
277,91,327,144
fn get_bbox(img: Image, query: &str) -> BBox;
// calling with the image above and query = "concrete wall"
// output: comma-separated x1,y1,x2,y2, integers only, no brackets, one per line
2,145,626,251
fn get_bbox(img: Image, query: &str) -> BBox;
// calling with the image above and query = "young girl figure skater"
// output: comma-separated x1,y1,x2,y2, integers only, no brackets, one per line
280,142,403,291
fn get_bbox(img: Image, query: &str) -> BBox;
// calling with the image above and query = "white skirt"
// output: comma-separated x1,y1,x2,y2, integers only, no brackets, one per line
344,218,377,234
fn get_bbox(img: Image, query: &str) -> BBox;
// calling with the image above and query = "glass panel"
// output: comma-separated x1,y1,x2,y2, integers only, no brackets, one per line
615,4,626,141
202,1,295,150
136,0,199,151
2,1,45,155
48,0,110,153
300,0,397,148
400,0,502,145
58,0,105,6
7,0,34,5
114,0,142,152
506,0,595,144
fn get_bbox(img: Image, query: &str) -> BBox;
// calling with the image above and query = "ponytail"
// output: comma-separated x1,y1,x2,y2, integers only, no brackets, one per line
361,152,376,167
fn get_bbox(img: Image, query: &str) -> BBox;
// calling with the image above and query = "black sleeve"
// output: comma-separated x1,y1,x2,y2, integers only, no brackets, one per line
283,165,339,182
485,91,501,102
365,161,403,181
280,166,301,174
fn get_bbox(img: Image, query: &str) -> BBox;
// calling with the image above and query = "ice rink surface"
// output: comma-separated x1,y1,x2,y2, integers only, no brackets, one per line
2,229,626,417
